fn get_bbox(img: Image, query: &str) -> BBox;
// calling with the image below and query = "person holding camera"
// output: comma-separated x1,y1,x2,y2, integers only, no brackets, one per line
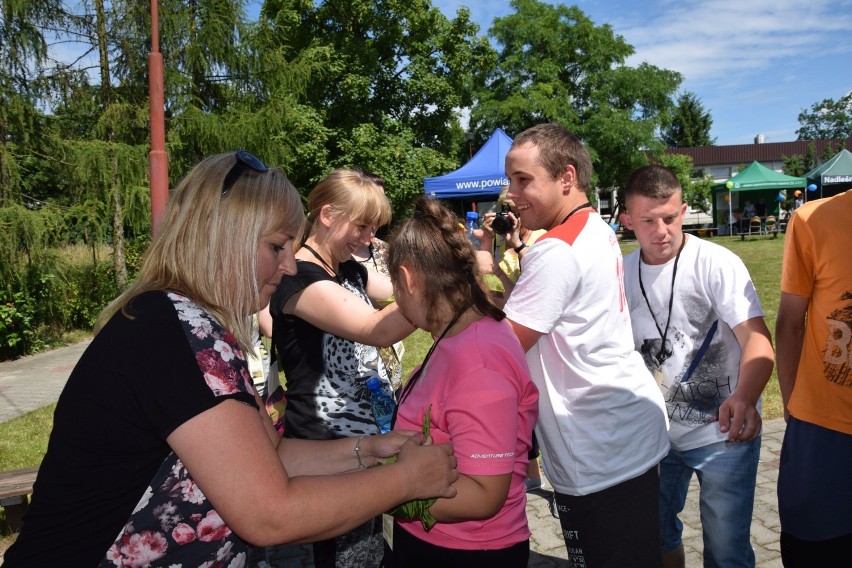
475,187,546,307
474,187,548,496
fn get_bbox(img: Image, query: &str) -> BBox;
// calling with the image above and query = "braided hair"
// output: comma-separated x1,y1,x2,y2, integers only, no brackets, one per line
387,196,504,332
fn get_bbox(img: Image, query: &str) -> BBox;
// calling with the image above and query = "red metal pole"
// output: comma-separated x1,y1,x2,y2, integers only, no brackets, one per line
148,0,168,237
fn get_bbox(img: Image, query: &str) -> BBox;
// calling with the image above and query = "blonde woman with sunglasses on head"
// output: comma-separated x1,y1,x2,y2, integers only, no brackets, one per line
3,152,457,568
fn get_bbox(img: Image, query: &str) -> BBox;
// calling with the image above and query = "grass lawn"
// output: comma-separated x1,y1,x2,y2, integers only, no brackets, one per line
0,233,787,550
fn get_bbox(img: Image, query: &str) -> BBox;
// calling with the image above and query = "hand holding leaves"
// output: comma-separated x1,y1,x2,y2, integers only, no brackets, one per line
385,404,438,531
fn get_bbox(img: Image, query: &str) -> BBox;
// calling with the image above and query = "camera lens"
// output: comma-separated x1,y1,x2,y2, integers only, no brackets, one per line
492,213,512,235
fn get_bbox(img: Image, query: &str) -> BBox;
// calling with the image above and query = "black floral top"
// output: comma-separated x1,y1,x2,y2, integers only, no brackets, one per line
4,291,258,567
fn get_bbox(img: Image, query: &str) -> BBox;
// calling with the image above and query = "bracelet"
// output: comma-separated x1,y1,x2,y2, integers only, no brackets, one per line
354,435,368,470
513,242,527,254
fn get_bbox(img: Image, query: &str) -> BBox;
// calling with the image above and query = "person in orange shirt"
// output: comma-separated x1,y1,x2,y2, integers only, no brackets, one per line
776,189,852,566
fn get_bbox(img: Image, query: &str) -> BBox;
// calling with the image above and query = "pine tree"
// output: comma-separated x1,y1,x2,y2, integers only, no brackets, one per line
662,91,715,148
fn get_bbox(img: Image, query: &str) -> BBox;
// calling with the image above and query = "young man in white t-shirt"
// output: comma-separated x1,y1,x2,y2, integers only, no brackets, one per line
619,164,775,568
502,123,670,568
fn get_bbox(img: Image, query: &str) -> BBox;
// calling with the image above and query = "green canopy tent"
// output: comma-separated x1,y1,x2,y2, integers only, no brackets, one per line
712,161,806,235
804,148,852,200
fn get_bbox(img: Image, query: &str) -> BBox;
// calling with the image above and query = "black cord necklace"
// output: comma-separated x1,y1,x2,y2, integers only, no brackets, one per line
391,307,467,428
637,233,686,366
559,201,593,225
301,243,338,281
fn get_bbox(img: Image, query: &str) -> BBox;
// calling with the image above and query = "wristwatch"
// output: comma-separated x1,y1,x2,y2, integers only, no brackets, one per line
513,243,527,254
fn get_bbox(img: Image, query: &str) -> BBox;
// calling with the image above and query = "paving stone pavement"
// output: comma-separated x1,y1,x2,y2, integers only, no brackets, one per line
1,340,785,566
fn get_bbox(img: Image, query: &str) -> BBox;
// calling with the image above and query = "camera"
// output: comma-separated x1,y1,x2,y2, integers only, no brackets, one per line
491,204,514,235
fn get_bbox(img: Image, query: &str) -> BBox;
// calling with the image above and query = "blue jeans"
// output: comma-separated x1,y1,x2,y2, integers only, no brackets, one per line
659,437,760,568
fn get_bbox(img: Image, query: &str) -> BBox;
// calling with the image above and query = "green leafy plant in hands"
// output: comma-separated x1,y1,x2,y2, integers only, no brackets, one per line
385,404,438,531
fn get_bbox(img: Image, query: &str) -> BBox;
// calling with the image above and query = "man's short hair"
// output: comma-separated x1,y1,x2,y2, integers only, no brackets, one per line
624,165,682,203
512,123,593,191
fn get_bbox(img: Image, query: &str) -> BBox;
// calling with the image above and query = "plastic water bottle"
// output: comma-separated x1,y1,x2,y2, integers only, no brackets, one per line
465,211,481,249
366,376,395,434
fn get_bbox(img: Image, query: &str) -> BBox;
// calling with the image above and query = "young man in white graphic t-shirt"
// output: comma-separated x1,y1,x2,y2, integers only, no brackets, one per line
620,164,774,568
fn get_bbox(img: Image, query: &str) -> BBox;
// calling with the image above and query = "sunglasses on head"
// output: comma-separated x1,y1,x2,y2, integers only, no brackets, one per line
221,150,269,196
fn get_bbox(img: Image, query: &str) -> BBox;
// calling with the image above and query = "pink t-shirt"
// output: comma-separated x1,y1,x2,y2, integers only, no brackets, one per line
394,317,538,550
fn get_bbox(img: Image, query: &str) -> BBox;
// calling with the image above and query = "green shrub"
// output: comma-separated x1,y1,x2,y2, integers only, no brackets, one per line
0,290,44,359
0,238,145,360
65,261,122,329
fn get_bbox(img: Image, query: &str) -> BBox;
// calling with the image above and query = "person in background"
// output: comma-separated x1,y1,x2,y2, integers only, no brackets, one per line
353,230,391,286
619,165,775,568
475,186,546,307
248,311,271,398
2,151,458,567
742,199,756,220
775,189,852,566
351,171,394,298
382,195,538,567
267,168,415,568
475,186,547,493
351,171,404,391
501,123,670,568
792,190,804,210
726,207,743,236
754,197,766,218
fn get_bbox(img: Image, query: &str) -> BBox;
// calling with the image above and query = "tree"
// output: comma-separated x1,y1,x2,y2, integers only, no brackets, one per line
472,0,681,194
782,142,817,177
656,153,714,214
796,92,852,140
330,119,457,221
0,0,67,204
662,91,715,147
258,0,495,177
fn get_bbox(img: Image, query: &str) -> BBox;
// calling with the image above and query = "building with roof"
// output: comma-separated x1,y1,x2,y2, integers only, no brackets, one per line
660,136,851,232
666,135,852,183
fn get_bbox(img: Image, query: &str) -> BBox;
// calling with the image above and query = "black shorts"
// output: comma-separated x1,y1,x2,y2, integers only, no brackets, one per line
553,466,662,568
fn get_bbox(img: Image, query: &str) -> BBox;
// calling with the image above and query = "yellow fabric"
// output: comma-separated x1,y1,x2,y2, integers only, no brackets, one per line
497,229,547,283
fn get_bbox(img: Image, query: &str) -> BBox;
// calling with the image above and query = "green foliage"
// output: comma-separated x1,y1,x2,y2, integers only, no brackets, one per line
0,0,65,94
0,202,67,288
257,0,493,171
656,153,714,214
796,92,852,140
0,260,71,359
0,290,44,359
0,233,145,359
64,261,121,329
385,404,437,531
782,142,817,177
662,91,715,148
331,121,456,223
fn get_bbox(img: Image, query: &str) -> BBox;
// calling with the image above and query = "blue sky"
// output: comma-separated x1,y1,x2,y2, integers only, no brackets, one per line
431,0,852,145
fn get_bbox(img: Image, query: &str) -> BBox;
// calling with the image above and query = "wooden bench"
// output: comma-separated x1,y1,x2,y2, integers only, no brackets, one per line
0,467,38,533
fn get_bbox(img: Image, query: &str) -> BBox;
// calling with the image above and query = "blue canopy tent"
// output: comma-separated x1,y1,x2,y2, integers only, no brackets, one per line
424,128,512,201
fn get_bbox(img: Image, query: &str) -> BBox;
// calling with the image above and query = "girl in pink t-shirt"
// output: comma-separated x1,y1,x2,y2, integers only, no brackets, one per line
382,196,539,567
